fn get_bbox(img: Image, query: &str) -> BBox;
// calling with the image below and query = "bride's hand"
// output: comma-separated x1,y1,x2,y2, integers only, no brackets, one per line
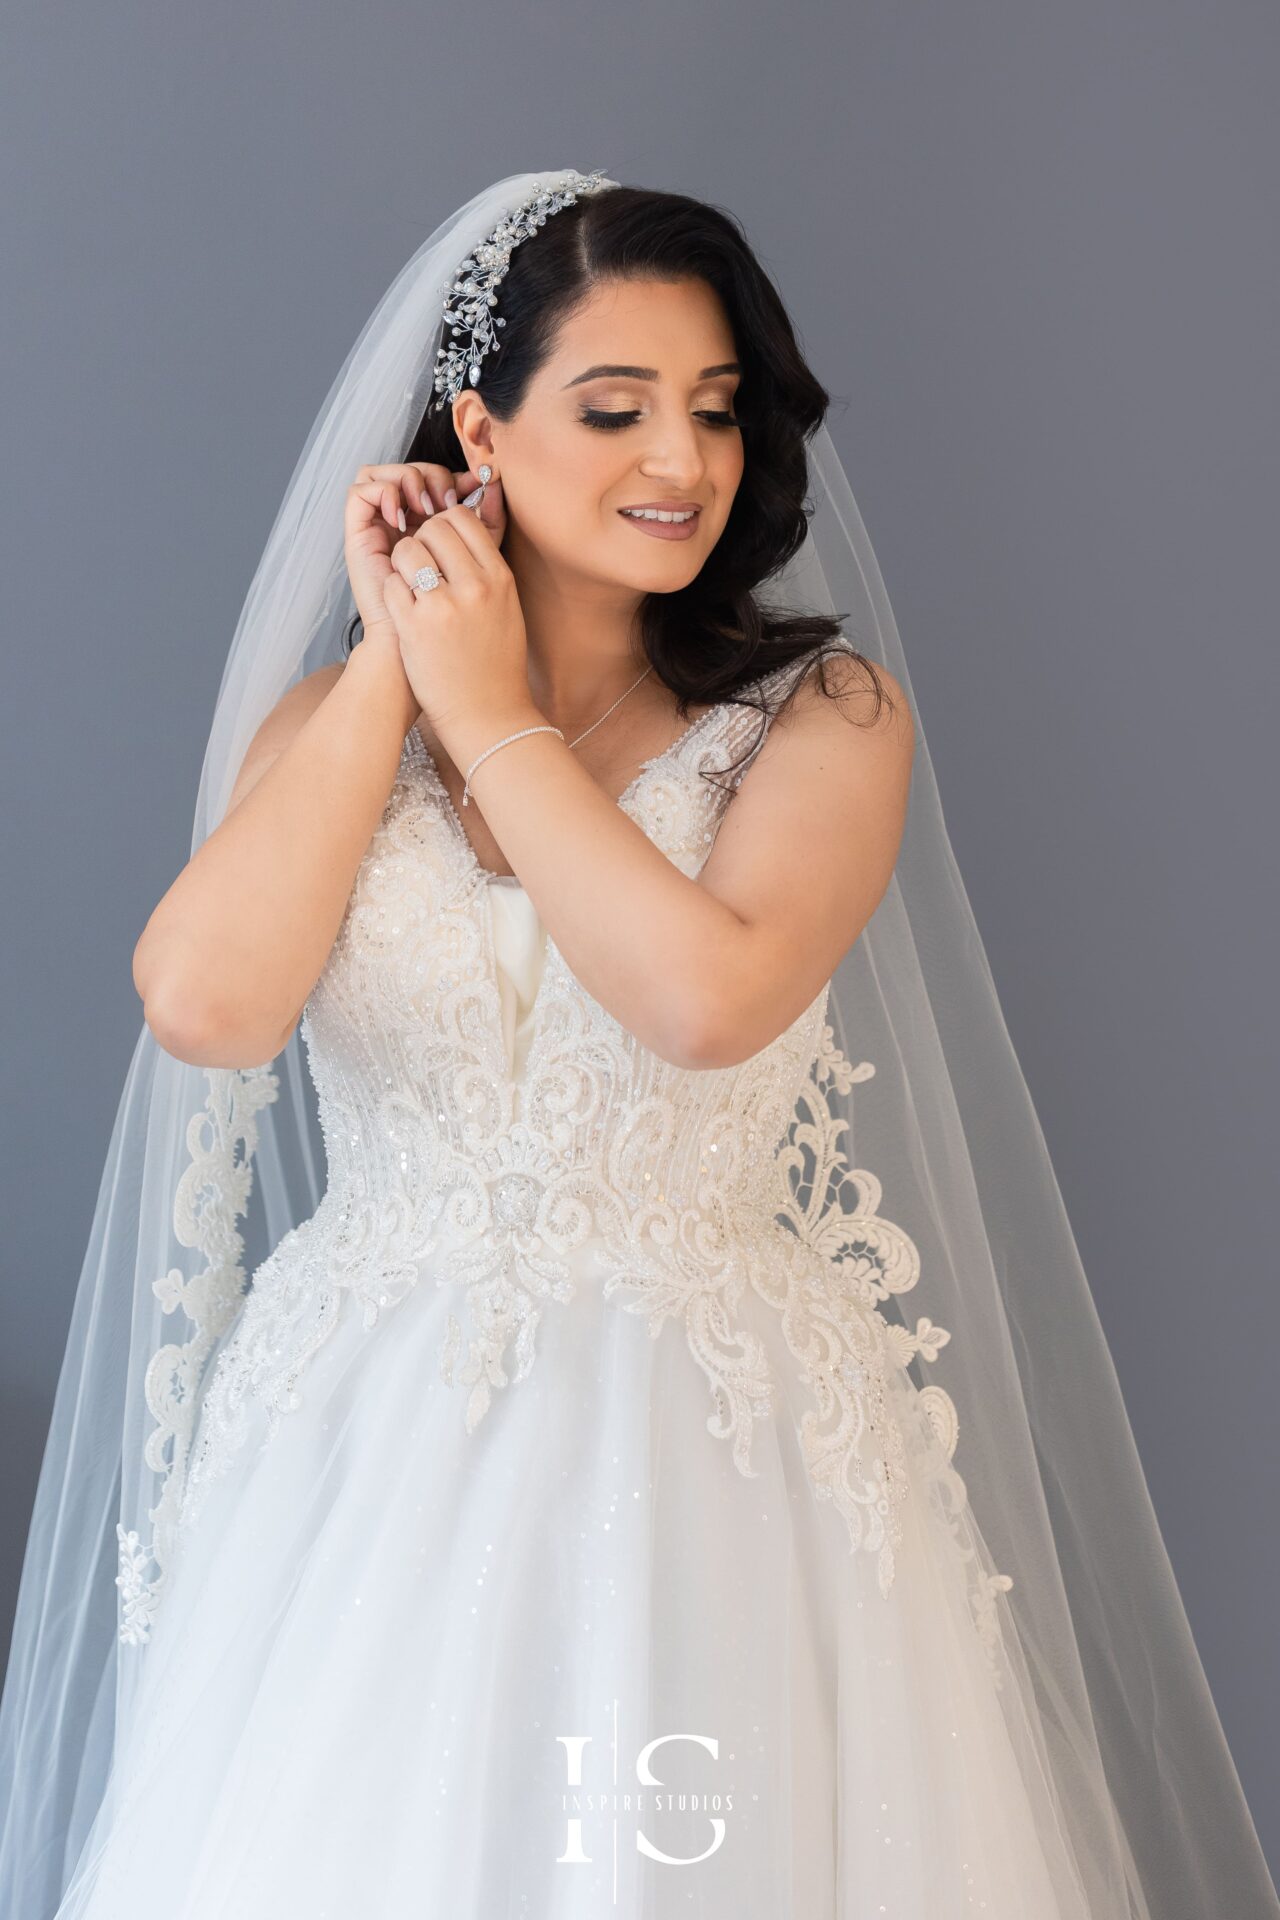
380,492,530,742
343,462,507,641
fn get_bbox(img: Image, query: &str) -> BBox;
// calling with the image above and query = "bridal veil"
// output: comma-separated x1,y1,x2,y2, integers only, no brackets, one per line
1,167,1274,1919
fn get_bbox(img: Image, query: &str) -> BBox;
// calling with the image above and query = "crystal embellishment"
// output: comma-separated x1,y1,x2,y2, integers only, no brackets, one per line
431,170,615,413
490,1171,541,1228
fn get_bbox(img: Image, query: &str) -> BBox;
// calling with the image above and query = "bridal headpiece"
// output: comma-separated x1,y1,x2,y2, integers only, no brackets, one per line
430,167,615,413
2,166,1273,1920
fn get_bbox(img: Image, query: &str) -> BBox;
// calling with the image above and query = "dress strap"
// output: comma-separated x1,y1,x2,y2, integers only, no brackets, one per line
708,634,860,790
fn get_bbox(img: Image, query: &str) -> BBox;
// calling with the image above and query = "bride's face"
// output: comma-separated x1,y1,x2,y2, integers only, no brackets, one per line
459,276,745,593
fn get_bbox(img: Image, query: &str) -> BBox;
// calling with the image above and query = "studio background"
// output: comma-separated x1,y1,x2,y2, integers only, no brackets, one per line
2,0,1275,1879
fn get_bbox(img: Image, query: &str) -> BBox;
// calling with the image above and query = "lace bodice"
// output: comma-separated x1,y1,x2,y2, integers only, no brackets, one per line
164,641,970,1619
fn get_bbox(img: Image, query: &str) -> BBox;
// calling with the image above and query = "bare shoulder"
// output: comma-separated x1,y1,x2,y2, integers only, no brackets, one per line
777,644,915,761
749,643,915,829
226,661,348,813
710,642,915,866
706,643,913,922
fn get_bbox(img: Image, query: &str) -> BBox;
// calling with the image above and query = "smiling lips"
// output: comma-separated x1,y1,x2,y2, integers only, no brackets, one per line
618,504,702,541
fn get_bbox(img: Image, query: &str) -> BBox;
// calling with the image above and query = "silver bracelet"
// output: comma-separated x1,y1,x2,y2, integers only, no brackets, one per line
462,724,565,806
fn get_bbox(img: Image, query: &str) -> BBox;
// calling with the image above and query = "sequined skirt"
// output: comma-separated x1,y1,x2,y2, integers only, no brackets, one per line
56,1235,1093,1918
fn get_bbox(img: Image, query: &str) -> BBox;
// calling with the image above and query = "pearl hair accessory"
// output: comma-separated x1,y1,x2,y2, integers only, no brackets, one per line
429,169,614,416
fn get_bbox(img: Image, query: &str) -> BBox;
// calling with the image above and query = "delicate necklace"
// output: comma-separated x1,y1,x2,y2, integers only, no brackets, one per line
424,666,660,812
562,665,653,748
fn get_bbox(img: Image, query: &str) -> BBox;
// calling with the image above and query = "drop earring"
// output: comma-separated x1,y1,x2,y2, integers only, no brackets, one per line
461,463,493,514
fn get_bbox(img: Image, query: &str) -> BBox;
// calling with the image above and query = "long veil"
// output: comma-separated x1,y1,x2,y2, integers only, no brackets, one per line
1,167,1275,1920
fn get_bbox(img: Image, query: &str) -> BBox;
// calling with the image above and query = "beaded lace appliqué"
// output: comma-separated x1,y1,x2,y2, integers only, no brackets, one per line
116,1061,279,1644
132,643,1011,1673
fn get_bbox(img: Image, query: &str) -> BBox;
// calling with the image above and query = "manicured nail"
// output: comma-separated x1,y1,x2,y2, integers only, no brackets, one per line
397,508,406,532
445,487,457,507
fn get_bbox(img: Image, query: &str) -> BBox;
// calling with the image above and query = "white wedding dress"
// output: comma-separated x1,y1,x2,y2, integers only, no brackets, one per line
59,646,1101,1917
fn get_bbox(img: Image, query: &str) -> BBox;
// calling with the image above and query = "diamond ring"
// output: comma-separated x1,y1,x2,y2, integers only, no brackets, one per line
413,565,443,593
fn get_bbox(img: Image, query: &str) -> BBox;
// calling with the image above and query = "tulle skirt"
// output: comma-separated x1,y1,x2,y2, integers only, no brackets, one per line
55,1236,1097,1917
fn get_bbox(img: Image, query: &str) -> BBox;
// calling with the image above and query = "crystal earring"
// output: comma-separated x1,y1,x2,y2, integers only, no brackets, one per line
461,463,493,514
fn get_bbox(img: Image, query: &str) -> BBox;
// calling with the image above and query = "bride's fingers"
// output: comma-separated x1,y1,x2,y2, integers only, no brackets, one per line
446,470,503,532
350,481,405,534
473,475,504,531
388,529,445,588
400,464,438,517
355,463,448,519
409,464,462,517
368,480,404,532
409,504,500,575
389,520,476,590
446,494,503,562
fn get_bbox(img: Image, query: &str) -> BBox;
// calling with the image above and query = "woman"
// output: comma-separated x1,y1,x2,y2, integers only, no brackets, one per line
2,168,1275,1918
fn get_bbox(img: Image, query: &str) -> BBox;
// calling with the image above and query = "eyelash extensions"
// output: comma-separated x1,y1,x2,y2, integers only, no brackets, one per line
578,408,741,431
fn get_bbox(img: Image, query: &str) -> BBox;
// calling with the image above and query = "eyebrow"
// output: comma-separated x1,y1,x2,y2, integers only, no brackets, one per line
562,361,742,388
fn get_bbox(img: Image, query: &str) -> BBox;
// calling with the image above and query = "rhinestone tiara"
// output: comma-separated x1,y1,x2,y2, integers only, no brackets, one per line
429,168,616,414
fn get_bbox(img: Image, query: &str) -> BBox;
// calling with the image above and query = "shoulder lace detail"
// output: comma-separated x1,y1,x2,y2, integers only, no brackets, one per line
117,1062,279,1645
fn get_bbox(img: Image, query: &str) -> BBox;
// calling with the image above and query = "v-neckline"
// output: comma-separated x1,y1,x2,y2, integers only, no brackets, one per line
393,648,835,1097
405,700,734,885
398,703,732,1099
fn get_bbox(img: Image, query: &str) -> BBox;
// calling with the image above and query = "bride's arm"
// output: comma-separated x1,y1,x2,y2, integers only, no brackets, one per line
133,632,418,1067
688,655,914,1063
444,650,914,1069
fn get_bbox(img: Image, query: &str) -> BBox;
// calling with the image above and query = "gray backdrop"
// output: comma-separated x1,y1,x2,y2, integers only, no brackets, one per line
2,0,1276,1881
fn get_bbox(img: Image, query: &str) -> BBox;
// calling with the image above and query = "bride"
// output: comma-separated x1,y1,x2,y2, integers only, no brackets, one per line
1,167,1276,1919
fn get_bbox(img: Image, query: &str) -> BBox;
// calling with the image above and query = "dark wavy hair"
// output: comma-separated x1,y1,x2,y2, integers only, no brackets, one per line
342,183,895,775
